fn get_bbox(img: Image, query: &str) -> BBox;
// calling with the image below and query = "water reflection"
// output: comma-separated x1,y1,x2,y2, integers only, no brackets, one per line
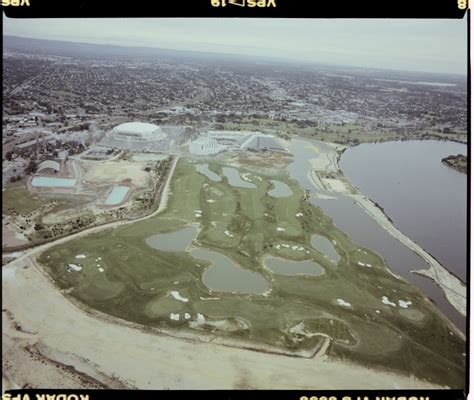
191,248,269,294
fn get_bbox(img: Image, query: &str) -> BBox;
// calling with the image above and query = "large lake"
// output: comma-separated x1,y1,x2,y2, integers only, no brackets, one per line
340,140,467,283
287,138,467,332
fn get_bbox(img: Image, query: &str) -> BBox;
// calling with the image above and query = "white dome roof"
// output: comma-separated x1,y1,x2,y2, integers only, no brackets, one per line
113,122,159,135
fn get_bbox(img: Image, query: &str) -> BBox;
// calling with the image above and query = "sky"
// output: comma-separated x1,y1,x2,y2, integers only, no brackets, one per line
2,16,468,74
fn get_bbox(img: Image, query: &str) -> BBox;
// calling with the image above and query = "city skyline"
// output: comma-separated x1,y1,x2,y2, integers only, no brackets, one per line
3,16,468,75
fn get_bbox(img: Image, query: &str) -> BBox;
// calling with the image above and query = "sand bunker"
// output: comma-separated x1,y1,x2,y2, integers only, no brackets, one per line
170,291,189,303
398,300,412,309
336,299,352,307
67,263,82,272
382,296,396,307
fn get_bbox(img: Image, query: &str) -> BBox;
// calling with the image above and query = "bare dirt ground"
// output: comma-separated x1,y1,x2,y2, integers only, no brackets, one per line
2,224,29,248
2,257,444,390
81,160,150,187
306,142,339,172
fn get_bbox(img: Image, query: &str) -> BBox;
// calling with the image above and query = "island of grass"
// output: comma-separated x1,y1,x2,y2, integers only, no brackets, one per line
442,154,467,174
37,156,466,388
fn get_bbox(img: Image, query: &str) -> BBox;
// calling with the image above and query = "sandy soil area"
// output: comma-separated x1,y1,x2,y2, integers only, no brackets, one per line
313,193,337,200
305,142,339,172
82,161,149,187
2,257,444,390
2,224,29,248
321,178,349,193
324,142,349,152
307,170,325,191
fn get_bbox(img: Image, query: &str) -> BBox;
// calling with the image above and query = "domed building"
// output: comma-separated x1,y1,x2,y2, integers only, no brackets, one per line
102,122,167,151
101,121,191,152
112,122,164,141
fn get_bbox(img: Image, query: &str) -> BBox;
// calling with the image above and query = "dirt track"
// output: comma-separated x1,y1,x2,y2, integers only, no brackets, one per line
2,256,443,390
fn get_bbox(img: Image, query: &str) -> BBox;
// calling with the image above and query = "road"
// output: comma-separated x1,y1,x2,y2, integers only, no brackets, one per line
4,156,178,263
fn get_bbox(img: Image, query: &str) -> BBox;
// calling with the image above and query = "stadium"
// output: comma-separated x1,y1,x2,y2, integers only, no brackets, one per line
112,122,165,141
101,122,189,152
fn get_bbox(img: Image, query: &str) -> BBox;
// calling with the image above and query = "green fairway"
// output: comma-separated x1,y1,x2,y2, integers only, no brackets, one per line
37,157,466,388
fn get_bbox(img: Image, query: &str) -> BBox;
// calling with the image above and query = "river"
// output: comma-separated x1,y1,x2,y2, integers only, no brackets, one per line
287,138,467,332
340,140,467,283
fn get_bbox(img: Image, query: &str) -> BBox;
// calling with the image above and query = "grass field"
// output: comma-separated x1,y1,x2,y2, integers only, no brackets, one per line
2,183,49,215
2,180,80,219
37,157,465,388
194,115,467,145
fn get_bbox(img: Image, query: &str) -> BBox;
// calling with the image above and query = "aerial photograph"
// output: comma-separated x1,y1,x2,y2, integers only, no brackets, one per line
2,16,467,390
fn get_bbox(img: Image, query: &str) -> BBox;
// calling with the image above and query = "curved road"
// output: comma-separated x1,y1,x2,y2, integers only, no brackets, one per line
5,156,179,264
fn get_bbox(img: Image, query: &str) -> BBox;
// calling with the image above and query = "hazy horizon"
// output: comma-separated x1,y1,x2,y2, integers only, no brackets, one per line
3,16,468,75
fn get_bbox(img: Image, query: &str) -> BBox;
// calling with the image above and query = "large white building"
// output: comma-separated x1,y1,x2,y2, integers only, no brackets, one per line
112,122,165,142
189,130,286,155
189,137,225,156
102,122,187,152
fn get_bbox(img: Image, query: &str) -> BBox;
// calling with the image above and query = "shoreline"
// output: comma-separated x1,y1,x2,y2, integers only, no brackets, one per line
301,133,467,147
326,143,466,318
348,193,466,317
275,136,465,335
441,154,467,174
301,140,466,337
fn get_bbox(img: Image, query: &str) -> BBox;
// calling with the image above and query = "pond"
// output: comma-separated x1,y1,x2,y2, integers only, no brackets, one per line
146,225,198,252
222,167,257,189
310,234,341,263
267,180,292,198
190,248,269,294
195,163,222,182
31,176,77,187
105,186,129,205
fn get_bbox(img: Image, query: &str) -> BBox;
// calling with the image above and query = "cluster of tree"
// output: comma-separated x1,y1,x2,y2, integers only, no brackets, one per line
9,175,22,183
25,160,38,175
65,122,90,132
